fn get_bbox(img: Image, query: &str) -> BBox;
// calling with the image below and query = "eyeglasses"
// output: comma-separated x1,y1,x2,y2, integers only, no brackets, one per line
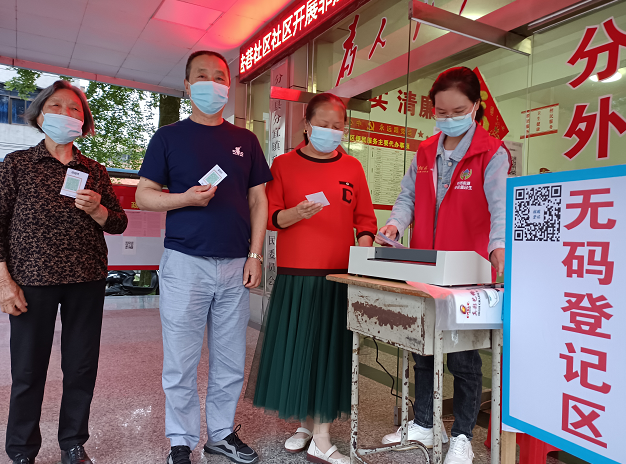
434,113,473,122
433,103,478,122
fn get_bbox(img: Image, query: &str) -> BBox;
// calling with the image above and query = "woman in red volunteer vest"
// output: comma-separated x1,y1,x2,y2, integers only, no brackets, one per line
377,67,509,464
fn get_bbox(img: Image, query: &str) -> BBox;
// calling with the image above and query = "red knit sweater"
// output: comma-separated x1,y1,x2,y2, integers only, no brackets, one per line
267,149,377,275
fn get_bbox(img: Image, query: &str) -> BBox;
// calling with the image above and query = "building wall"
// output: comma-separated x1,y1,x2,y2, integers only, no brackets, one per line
0,122,43,160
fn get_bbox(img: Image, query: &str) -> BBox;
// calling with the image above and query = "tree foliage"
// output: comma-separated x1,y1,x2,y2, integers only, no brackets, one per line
158,94,181,127
75,82,156,168
4,69,42,100
4,67,192,167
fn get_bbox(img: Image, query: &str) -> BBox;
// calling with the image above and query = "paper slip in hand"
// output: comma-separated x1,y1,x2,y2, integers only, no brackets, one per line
376,231,408,249
199,165,227,187
60,169,89,198
305,191,330,206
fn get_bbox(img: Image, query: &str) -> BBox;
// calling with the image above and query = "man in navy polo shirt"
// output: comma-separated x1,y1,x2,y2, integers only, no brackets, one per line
136,50,271,464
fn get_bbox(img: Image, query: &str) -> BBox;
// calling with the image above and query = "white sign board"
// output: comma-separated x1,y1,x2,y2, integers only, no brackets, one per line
504,165,626,464
264,58,289,294
105,209,166,269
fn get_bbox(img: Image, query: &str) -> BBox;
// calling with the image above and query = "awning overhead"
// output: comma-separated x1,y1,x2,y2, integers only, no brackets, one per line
0,0,293,96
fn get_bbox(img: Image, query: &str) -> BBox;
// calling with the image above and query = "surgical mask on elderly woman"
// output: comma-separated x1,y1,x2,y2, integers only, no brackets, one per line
189,81,229,115
40,112,83,145
308,125,344,153
435,103,477,138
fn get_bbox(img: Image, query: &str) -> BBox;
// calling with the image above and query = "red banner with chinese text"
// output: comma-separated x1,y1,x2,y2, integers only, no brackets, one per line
112,185,140,210
349,128,420,152
473,67,509,140
349,117,418,139
239,0,365,82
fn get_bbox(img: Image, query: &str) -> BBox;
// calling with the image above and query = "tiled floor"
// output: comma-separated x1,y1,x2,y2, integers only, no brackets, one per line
0,306,503,464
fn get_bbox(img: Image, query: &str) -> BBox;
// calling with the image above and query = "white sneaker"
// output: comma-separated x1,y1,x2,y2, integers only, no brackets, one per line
285,427,312,453
381,421,449,448
444,435,474,464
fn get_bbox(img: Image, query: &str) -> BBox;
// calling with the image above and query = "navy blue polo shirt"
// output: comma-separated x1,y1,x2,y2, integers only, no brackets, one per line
139,118,272,258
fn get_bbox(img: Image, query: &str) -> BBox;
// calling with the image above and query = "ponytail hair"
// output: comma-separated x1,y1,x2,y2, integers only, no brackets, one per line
428,67,484,122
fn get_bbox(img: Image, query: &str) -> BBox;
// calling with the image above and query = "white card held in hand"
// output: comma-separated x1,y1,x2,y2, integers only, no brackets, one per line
306,191,330,206
60,168,89,198
376,231,408,249
199,165,227,187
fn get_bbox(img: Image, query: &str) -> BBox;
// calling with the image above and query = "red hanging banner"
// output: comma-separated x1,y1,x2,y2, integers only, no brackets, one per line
473,67,509,140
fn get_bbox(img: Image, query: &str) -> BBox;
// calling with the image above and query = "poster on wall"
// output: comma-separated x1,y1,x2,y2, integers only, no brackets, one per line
521,104,559,139
347,117,420,207
105,185,166,270
504,141,523,177
504,165,626,464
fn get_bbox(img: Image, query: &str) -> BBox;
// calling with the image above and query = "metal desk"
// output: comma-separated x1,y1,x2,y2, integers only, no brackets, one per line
327,274,502,464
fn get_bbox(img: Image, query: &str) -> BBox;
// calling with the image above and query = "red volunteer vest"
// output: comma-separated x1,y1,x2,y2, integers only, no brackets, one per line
410,125,508,263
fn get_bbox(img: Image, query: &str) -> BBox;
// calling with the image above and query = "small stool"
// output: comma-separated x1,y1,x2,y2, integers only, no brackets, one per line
485,420,560,464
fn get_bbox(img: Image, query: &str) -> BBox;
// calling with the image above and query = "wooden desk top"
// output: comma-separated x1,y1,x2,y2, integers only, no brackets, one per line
327,274,433,299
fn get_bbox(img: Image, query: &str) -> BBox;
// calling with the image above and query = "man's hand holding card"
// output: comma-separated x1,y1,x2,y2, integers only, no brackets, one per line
179,164,227,209
183,184,217,208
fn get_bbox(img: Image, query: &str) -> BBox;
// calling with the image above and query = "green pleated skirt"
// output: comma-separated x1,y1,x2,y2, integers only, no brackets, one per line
249,274,352,423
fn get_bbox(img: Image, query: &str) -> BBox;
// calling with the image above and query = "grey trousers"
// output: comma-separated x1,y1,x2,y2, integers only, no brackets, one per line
159,249,250,449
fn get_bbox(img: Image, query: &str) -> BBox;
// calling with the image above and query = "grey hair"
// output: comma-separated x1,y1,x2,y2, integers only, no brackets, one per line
25,80,95,136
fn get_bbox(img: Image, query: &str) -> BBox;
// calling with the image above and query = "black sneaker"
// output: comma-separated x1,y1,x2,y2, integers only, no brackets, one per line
61,445,91,464
204,424,259,464
12,455,32,464
167,446,191,464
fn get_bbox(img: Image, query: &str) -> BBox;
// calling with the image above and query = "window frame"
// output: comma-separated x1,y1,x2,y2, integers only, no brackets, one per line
0,87,37,125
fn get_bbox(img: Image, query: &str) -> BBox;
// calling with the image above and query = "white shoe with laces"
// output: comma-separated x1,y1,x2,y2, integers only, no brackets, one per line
381,421,449,449
444,435,474,464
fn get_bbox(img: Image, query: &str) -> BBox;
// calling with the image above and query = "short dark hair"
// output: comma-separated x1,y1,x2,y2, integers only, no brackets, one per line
429,67,484,122
304,93,347,145
25,80,95,136
185,50,231,83
305,93,347,123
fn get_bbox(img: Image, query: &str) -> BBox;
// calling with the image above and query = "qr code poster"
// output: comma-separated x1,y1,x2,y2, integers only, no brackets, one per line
122,237,137,255
503,165,626,464
513,185,562,242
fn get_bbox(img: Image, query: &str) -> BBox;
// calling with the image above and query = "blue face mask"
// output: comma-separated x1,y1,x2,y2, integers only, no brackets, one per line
189,81,229,115
40,112,83,144
435,104,477,137
308,125,344,154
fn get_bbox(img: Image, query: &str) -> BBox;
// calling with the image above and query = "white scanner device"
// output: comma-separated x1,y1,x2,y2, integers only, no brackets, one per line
348,246,492,286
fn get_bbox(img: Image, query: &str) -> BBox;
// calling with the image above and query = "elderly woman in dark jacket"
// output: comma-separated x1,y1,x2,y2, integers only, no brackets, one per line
0,80,127,464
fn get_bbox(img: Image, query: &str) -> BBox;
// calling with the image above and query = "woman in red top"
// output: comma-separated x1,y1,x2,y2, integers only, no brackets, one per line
251,94,377,464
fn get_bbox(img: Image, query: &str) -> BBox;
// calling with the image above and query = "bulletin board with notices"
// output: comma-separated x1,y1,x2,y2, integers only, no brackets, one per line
345,117,421,207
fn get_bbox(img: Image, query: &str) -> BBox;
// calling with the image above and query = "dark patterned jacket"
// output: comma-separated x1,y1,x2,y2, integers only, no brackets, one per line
0,140,127,286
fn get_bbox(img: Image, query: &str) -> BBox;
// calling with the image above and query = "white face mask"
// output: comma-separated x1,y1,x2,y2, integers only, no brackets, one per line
189,81,229,115
434,103,478,137
40,112,83,144
307,124,344,153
